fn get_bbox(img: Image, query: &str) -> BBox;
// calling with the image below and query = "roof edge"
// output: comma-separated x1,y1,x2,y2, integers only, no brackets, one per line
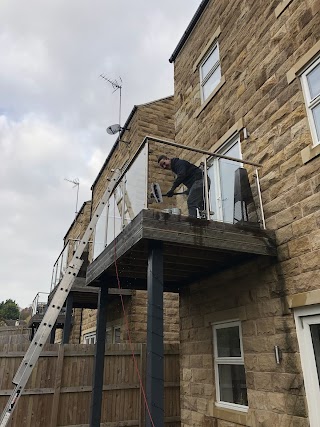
169,0,210,63
63,200,92,240
90,94,174,192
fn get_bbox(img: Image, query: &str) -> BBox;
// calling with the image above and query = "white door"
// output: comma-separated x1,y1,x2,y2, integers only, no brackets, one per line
294,306,320,426
207,135,242,223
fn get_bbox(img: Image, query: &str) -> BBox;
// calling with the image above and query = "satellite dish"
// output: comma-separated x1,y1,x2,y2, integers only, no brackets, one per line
106,124,122,135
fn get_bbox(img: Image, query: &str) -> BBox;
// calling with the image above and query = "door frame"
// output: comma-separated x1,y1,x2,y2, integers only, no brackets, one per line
207,134,242,222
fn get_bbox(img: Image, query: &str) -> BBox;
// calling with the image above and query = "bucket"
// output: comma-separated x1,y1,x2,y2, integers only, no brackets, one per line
162,208,181,215
171,208,181,215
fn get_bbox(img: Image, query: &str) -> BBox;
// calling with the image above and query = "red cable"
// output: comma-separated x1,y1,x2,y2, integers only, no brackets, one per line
112,200,156,427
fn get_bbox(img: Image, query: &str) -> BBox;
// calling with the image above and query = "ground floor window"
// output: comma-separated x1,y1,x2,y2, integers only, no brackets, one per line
83,331,96,344
212,321,248,411
84,326,121,345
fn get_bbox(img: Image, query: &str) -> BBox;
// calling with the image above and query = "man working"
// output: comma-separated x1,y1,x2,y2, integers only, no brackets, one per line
158,155,207,218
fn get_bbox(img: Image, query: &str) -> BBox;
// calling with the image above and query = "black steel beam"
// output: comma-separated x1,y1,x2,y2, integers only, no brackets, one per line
62,294,73,344
89,285,108,427
146,240,164,427
50,324,57,344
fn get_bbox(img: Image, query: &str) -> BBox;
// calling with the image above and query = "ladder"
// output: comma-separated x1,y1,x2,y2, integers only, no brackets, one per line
0,168,122,427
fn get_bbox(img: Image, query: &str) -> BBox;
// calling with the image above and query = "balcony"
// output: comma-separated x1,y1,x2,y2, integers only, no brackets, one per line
86,136,277,291
28,292,68,340
50,240,99,309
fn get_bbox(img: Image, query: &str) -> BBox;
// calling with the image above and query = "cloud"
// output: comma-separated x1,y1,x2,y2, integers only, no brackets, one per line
0,0,201,307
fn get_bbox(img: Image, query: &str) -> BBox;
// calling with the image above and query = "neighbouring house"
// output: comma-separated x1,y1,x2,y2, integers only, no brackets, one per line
36,96,180,346
82,95,180,345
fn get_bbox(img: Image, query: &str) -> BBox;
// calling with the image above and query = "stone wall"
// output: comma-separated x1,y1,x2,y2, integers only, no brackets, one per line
79,96,180,344
173,0,320,425
79,291,180,344
127,291,180,343
64,200,92,263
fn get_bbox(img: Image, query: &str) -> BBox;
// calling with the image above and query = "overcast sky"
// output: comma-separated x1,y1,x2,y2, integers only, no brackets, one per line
0,0,201,309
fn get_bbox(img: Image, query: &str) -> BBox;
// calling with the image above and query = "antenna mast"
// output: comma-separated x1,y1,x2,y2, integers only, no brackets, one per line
100,75,122,128
65,178,80,217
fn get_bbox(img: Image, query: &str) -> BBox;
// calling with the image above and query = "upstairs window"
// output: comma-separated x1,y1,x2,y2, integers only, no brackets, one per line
301,56,320,146
200,43,221,103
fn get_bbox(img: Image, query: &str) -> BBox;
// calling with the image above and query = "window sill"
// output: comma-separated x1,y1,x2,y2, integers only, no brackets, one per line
275,0,294,18
193,76,226,118
209,403,249,425
301,143,320,164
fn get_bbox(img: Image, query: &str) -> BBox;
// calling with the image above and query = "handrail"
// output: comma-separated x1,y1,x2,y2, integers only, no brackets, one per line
145,135,262,168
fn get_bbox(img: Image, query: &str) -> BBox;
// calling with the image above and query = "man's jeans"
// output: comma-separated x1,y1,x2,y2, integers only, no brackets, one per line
187,179,205,217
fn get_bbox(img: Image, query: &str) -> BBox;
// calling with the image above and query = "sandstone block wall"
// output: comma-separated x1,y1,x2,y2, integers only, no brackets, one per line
172,0,320,425
80,290,180,344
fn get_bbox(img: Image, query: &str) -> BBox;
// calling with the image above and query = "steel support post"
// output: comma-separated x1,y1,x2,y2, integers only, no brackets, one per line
146,240,164,427
89,285,108,427
62,293,73,344
50,324,57,344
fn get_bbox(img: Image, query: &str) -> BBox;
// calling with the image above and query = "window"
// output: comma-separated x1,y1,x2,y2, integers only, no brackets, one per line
213,321,248,411
200,43,221,103
294,305,320,427
301,56,320,146
207,135,242,223
83,331,96,344
106,326,121,343
113,326,121,344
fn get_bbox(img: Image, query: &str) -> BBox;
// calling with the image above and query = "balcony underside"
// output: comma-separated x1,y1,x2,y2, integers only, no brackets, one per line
48,278,133,310
86,209,277,292
28,313,69,329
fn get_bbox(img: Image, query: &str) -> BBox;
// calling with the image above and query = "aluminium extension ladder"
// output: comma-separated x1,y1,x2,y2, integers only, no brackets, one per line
0,168,122,427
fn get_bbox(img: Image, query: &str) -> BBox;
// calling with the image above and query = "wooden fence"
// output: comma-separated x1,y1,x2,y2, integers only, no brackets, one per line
0,327,31,345
0,343,180,427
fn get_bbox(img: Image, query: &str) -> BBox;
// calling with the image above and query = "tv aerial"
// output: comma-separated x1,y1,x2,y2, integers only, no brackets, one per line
100,75,130,144
64,178,80,217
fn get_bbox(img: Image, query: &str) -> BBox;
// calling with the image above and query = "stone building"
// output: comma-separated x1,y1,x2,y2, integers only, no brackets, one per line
52,96,180,345
165,0,320,426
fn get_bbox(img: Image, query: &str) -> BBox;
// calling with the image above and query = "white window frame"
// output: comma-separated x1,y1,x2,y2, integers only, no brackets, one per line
212,320,248,412
113,326,121,344
199,42,221,103
300,55,320,147
294,305,320,427
83,331,96,344
207,134,243,222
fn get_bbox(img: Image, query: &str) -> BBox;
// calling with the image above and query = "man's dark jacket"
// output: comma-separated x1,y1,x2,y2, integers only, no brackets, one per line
170,158,203,191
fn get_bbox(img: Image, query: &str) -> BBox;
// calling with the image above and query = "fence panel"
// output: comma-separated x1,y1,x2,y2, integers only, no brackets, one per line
0,343,180,427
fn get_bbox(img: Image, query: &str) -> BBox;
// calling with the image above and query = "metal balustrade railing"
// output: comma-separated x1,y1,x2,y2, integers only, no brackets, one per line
91,136,265,261
31,292,50,317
